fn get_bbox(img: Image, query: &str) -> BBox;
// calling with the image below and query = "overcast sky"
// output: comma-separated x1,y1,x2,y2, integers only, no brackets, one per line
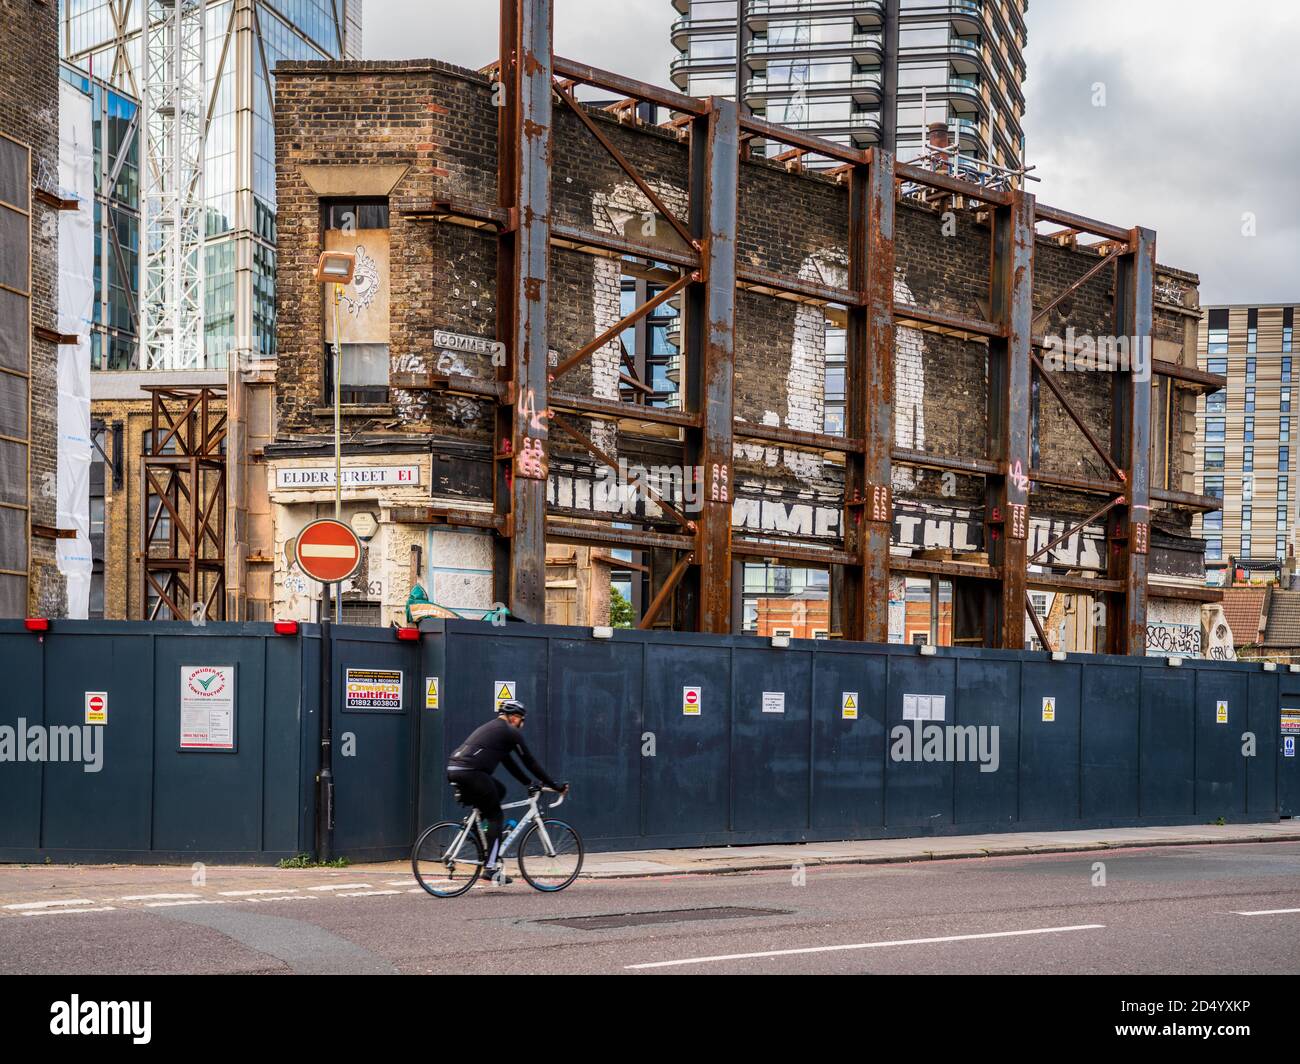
365,1,1299,305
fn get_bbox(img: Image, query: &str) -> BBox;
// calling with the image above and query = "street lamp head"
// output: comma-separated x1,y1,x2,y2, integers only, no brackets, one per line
314,250,356,285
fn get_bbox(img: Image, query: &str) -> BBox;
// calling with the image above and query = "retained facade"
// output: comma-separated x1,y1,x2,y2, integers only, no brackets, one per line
268,57,1215,652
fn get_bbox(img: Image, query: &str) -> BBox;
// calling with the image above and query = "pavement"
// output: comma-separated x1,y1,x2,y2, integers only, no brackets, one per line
571,822,1300,877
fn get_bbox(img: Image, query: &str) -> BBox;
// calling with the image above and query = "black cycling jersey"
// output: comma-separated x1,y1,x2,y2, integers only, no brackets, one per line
447,717,559,790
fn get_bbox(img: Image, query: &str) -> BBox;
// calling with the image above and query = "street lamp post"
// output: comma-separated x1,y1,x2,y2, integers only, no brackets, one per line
314,250,357,623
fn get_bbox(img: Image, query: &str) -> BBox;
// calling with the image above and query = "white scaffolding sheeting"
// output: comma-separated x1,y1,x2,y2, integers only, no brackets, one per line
58,81,96,618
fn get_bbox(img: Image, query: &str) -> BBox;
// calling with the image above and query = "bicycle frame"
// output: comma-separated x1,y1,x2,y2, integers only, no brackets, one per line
444,788,567,867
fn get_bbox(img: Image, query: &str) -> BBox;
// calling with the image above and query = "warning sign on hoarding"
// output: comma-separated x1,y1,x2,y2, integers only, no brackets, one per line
84,691,107,726
1042,697,1056,723
762,691,785,714
344,668,404,713
494,680,516,713
425,676,440,710
1216,700,1229,725
1281,708,1300,734
179,665,236,751
842,691,858,720
683,686,701,716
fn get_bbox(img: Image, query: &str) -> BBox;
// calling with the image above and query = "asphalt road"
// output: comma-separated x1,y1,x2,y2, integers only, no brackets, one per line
2,842,1298,975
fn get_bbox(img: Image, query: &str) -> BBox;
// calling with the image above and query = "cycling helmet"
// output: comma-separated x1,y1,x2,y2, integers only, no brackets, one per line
497,699,527,718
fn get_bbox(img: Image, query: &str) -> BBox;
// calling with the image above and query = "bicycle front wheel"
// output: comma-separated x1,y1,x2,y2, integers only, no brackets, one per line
412,820,484,898
517,819,584,892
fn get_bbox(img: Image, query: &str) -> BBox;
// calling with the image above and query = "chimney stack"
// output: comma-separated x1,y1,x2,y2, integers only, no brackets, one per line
927,121,952,152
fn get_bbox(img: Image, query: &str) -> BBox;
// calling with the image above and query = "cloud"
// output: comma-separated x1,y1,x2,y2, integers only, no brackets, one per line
367,0,1300,303
1024,0,1300,303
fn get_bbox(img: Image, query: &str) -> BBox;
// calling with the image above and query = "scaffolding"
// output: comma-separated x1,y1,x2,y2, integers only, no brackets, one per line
140,0,206,371
141,385,227,621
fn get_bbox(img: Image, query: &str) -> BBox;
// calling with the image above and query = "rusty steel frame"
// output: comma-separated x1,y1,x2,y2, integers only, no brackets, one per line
982,190,1035,649
141,386,227,622
479,0,1173,651
494,0,553,623
842,154,896,643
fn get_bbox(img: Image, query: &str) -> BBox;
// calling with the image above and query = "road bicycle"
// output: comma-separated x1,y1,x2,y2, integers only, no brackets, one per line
411,785,583,898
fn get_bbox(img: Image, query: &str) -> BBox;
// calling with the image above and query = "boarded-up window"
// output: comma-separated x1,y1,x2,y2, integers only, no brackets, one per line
323,199,390,404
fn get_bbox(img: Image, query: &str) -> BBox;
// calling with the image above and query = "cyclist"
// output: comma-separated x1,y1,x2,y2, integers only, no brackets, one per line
446,700,567,884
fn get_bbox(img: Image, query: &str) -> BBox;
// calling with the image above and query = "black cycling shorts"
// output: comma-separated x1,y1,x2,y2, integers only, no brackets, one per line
447,769,506,818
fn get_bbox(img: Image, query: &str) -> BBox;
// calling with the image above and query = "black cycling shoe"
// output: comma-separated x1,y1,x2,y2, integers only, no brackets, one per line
484,866,513,886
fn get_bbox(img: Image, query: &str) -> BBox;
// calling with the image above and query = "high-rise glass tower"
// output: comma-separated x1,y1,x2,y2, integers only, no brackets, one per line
670,0,1028,172
59,0,363,370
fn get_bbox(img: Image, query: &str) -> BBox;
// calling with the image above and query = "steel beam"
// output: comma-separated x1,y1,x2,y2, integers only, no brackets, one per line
494,0,553,623
842,153,896,643
679,97,739,634
1106,226,1156,654
985,189,1035,649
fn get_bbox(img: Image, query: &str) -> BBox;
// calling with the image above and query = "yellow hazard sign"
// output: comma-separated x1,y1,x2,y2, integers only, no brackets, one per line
1216,700,1228,724
494,680,516,712
842,691,858,720
1042,697,1056,723
425,676,440,710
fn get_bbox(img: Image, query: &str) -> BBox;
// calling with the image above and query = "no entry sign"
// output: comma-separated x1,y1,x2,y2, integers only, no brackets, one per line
294,518,362,584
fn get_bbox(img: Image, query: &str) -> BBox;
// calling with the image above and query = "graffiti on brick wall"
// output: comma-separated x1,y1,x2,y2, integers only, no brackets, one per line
1145,622,1202,658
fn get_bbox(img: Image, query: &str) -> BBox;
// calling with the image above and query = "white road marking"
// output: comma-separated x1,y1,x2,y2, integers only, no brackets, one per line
247,895,317,904
119,893,201,901
1233,907,1300,916
625,924,1107,970
218,888,297,897
4,899,97,910
336,890,401,898
144,899,226,908
307,883,372,891
387,880,417,886
19,906,117,917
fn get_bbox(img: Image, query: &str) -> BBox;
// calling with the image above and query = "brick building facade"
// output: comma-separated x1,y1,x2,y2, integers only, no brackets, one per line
269,58,1210,646
0,0,61,617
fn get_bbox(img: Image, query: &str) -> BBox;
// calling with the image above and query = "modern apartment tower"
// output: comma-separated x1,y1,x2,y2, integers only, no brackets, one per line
59,0,363,371
1195,304,1300,580
670,0,1028,172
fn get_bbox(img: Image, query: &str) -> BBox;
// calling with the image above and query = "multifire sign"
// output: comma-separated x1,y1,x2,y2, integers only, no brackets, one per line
294,519,363,584
344,669,404,712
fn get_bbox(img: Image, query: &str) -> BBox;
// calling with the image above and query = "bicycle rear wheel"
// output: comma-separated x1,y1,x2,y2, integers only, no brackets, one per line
517,819,584,892
412,820,484,898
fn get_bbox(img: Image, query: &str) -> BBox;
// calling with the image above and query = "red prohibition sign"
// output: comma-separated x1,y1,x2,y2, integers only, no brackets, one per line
295,518,363,584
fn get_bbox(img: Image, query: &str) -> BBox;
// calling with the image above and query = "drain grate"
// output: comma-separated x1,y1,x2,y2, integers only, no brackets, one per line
539,906,790,931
